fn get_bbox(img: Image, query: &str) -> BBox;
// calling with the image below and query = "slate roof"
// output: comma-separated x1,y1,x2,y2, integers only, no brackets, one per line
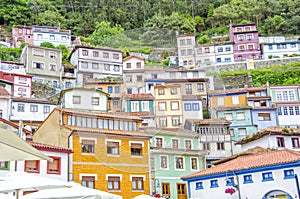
181,147,300,179
235,126,300,145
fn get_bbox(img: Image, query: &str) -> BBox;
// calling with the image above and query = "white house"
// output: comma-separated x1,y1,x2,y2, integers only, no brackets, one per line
182,147,300,199
214,43,235,64
235,126,300,152
261,41,300,59
58,87,109,112
177,34,196,67
0,61,26,75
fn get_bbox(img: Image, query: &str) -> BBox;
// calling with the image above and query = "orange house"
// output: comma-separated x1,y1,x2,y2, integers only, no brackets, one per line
33,108,151,199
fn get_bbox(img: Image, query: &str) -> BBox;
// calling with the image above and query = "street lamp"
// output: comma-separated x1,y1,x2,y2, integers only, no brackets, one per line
153,178,161,195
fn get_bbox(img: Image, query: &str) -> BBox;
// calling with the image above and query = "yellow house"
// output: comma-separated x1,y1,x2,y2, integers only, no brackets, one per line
209,88,248,108
154,85,183,128
33,108,151,199
84,81,123,112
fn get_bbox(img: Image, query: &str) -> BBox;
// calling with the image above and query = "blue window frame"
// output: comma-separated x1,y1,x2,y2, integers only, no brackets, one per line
284,169,294,179
216,58,221,63
225,58,231,62
262,172,274,181
192,103,200,111
210,180,218,188
268,45,273,50
225,47,231,51
184,103,192,111
113,101,118,106
226,177,234,186
98,87,103,91
108,86,113,94
243,175,253,184
217,47,223,52
195,182,203,190
114,86,120,93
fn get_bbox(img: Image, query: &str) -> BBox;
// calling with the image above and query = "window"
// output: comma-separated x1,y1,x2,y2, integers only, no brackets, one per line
283,91,288,101
171,88,177,95
175,157,184,169
113,54,119,59
245,26,251,31
225,113,233,121
292,138,300,148
202,142,210,150
30,105,38,112
295,107,300,115
172,117,180,126
247,34,253,40
197,83,204,92
191,158,198,170
49,64,56,71
131,101,139,112
243,175,253,184
43,106,50,113
33,49,44,57
18,28,23,34
289,107,294,115
126,63,131,69
91,97,99,105
113,86,120,93
107,86,113,94
158,89,165,95
184,103,191,111
248,44,254,50
25,160,40,173
171,101,179,110
238,128,246,136
37,34,42,39
185,140,192,150
217,47,223,52
262,172,274,181
185,84,192,94
238,35,244,41
204,47,210,53
151,74,158,79
113,101,118,106
82,176,95,189
277,137,285,147
0,161,9,169
158,102,166,111
217,142,225,150
283,106,288,115
93,51,99,57
172,139,178,149
49,51,57,59
180,39,185,45
92,63,99,69
131,143,142,156
161,156,168,169
49,35,55,40
238,45,245,50
82,50,88,56
277,107,282,115
162,183,170,196
210,180,218,188
195,182,203,190
82,140,95,153
268,45,273,50
181,50,186,56
126,75,132,82
217,97,224,106
33,62,45,69
186,39,192,45
192,103,200,111
127,88,132,94
104,64,110,71
103,52,109,58
232,95,239,104
73,96,81,104
258,113,271,121
108,176,120,190
132,177,143,190
107,141,119,155
156,138,163,148
284,169,294,179
226,177,234,186
61,36,67,41
136,62,141,68
18,104,25,112
141,101,149,111
81,62,88,69
47,157,60,174
216,58,221,63
114,65,120,72
236,112,245,120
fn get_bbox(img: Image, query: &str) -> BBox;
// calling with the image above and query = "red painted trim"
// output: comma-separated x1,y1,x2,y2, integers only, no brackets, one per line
47,156,61,175
24,160,40,174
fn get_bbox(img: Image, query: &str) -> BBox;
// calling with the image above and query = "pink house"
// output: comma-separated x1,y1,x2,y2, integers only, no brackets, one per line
229,24,262,62
12,25,33,47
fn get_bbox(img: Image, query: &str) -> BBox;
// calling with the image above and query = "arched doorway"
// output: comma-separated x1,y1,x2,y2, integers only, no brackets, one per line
262,190,293,199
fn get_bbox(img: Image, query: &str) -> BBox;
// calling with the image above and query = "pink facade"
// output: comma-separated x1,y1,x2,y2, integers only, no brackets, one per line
229,24,262,62
12,25,33,47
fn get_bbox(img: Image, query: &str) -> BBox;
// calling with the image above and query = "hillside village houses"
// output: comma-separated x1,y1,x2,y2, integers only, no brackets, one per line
0,22,299,199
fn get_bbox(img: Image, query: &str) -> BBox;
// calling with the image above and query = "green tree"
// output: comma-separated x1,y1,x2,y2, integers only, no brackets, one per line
40,42,55,48
197,35,210,44
56,45,69,62
194,16,205,33
263,15,287,35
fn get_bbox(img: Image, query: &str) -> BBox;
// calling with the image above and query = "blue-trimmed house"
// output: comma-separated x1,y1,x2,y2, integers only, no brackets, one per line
182,147,300,199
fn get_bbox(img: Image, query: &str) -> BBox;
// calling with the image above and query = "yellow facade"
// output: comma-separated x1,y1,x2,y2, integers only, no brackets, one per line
210,92,247,108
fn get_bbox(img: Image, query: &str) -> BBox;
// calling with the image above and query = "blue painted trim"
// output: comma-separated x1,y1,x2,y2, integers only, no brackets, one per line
209,91,247,97
262,189,293,199
144,80,164,83
262,178,274,182
182,161,300,182
182,98,202,101
188,181,191,198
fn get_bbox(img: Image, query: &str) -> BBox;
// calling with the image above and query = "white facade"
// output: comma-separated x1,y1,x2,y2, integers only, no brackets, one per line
195,45,215,67
0,96,10,120
13,74,32,98
32,25,72,47
0,61,26,75
215,44,234,64
59,88,108,111
182,99,203,122
177,34,196,67
187,165,300,199
261,41,300,59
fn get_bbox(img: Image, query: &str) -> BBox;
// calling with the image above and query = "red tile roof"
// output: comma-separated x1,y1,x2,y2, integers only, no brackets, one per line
29,141,73,154
123,93,154,99
123,54,144,61
235,126,300,145
0,118,31,135
186,118,231,125
128,111,155,117
0,88,9,96
182,147,300,179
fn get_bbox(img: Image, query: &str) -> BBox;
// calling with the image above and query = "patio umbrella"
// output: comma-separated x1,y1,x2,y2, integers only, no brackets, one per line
0,127,52,162
0,172,72,199
132,194,158,199
22,182,122,199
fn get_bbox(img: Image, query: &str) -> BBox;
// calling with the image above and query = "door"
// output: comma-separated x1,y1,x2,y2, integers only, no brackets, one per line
177,183,187,199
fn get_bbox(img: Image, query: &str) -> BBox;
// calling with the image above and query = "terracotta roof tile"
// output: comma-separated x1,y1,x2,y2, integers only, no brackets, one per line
0,118,31,135
235,126,300,145
123,93,154,99
123,54,144,61
128,111,155,117
182,148,300,179
209,88,248,95
29,141,73,154
0,88,9,96
186,118,231,125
